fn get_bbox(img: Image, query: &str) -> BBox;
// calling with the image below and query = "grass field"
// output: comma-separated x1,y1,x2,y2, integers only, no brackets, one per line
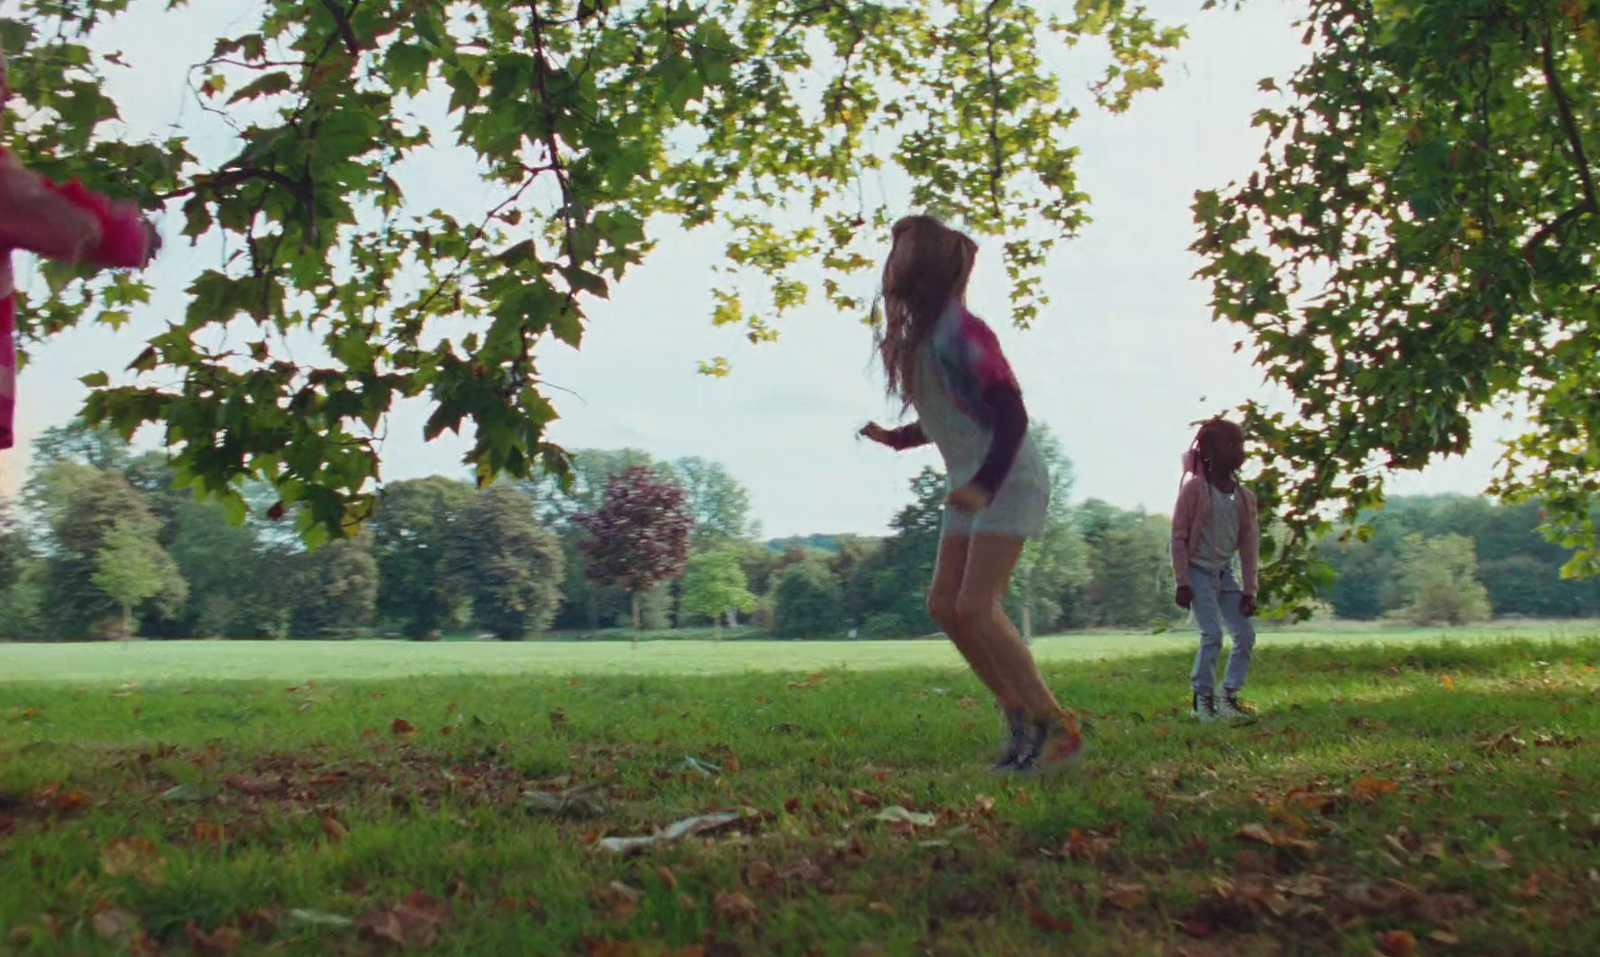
4,631,1600,955
4,622,1598,684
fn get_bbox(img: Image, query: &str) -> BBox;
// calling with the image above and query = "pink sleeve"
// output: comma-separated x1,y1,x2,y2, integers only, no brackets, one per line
959,314,1020,392
1238,486,1260,596
0,157,148,268
1171,481,1196,587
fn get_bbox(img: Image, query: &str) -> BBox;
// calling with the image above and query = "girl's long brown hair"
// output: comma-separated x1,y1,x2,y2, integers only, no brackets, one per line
874,215,977,408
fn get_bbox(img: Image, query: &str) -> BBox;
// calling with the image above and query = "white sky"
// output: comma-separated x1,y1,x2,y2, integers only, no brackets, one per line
0,0,1516,537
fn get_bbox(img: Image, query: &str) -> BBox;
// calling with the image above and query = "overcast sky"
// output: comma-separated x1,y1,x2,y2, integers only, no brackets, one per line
1,0,1517,537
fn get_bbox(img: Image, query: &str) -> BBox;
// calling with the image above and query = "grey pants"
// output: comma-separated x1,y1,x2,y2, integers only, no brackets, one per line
1189,563,1256,695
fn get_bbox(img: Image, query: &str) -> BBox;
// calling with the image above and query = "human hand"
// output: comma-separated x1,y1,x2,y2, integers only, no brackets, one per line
1175,585,1194,610
859,422,892,446
945,482,988,514
1240,594,1257,617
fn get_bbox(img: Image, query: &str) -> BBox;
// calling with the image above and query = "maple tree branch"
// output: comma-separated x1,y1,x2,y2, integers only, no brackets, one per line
1524,23,1598,262
317,0,364,57
982,0,1006,220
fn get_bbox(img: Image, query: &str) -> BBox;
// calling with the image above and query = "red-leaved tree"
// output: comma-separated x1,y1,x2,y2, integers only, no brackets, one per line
576,466,694,644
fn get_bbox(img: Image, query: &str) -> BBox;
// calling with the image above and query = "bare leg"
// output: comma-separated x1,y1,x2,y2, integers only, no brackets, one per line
926,534,1018,709
956,533,1064,721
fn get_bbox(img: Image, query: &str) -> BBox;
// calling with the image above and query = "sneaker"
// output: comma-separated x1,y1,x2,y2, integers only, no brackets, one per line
1218,689,1256,723
1191,691,1220,722
1015,713,1083,774
992,708,1028,772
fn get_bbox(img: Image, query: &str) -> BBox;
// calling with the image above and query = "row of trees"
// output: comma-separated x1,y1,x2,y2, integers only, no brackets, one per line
7,422,1600,643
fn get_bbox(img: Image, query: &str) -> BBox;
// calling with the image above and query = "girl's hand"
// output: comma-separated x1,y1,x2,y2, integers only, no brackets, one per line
1175,585,1194,610
1240,594,1257,617
859,422,892,445
945,482,989,514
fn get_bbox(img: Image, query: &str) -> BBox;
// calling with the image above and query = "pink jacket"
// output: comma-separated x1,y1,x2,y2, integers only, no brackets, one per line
1170,475,1260,595
0,147,152,450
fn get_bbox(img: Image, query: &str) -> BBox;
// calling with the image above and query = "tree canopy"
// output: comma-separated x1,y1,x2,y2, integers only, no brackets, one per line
1195,0,1600,615
5,0,1182,544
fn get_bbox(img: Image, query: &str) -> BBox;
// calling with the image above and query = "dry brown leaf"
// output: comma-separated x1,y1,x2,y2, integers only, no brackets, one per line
1440,675,1455,690
1025,898,1074,934
655,863,678,889
391,718,416,735
92,907,139,941
101,836,165,884
1429,929,1461,945
1234,822,1317,851
1376,929,1417,957
320,817,349,843
1478,845,1514,871
1352,776,1400,801
185,921,241,956
1173,919,1217,939
713,890,759,924
1104,883,1148,911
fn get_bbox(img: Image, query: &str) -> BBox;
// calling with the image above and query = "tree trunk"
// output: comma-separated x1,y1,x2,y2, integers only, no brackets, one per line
122,602,134,642
1022,573,1034,645
630,591,640,650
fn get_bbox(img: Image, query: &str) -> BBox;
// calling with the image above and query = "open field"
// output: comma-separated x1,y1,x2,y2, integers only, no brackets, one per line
5,622,1600,684
3,633,1600,954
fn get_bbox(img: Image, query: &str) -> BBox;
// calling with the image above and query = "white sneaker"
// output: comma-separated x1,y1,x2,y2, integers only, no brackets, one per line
1191,692,1220,722
1218,690,1256,724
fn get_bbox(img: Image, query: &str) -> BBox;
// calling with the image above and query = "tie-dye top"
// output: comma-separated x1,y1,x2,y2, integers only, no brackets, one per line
879,301,1031,497
0,147,152,451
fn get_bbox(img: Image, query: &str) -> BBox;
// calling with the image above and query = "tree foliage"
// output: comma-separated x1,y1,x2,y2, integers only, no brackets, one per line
773,558,844,639
5,0,1183,544
370,476,475,637
93,517,188,638
576,464,692,631
285,539,379,638
449,484,566,639
679,546,756,636
1194,0,1600,616
1398,533,1492,626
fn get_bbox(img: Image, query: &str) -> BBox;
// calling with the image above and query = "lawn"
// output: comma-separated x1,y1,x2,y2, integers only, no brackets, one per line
3,622,1597,684
3,633,1600,955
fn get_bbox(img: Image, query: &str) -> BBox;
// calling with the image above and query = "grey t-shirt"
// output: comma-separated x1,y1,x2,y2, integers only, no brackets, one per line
1192,483,1240,575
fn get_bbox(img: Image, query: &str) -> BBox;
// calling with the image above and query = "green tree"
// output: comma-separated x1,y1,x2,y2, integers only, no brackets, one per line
93,517,188,639
1081,501,1173,629
449,485,565,640
679,548,756,639
41,469,169,639
1398,534,1492,627
1010,424,1089,639
773,559,843,639
370,476,475,638
1193,0,1600,612
672,457,757,547
167,498,286,638
11,0,1183,543
285,540,379,639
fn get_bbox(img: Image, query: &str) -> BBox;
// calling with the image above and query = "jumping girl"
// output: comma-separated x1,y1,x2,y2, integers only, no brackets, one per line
860,214,1081,774
0,38,159,452
1171,417,1259,722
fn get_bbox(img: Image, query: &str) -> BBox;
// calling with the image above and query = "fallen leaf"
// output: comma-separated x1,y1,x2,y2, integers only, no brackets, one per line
713,890,759,924
161,782,218,803
1477,845,1514,871
101,836,165,883
1025,898,1074,934
1376,929,1417,957
1429,930,1461,945
1234,822,1317,851
1173,919,1216,938
1352,776,1400,801
1104,883,1148,911
92,907,139,941
875,806,936,827
191,822,226,844
391,718,416,735
1440,675,1455,690
655,864,678,889
288,908,353,927
185,921,241,956
321,817,349,843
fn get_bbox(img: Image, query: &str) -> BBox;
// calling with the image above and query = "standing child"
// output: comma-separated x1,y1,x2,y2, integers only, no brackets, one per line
860,214,1081,774
1171,417,1260,722
0,37,159,452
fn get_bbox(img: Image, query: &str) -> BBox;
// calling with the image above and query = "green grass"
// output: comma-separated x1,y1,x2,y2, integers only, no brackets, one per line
4,633,1600,955
3,622,1597,684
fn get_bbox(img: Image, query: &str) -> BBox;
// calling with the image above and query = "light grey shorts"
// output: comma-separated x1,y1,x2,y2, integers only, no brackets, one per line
941,470,1049,540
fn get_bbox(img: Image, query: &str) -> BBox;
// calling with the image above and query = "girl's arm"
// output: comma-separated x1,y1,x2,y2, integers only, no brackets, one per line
969,382,1026,499
881,422,930,451
0,158,151,269
1238,486,1260,596
1170,482,1196,588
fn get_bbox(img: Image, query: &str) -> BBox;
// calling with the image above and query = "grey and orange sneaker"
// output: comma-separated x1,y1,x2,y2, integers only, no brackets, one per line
992,708,1028,772
1015,713,1083,774
1192,691,1220,722
1218,689,1256,724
